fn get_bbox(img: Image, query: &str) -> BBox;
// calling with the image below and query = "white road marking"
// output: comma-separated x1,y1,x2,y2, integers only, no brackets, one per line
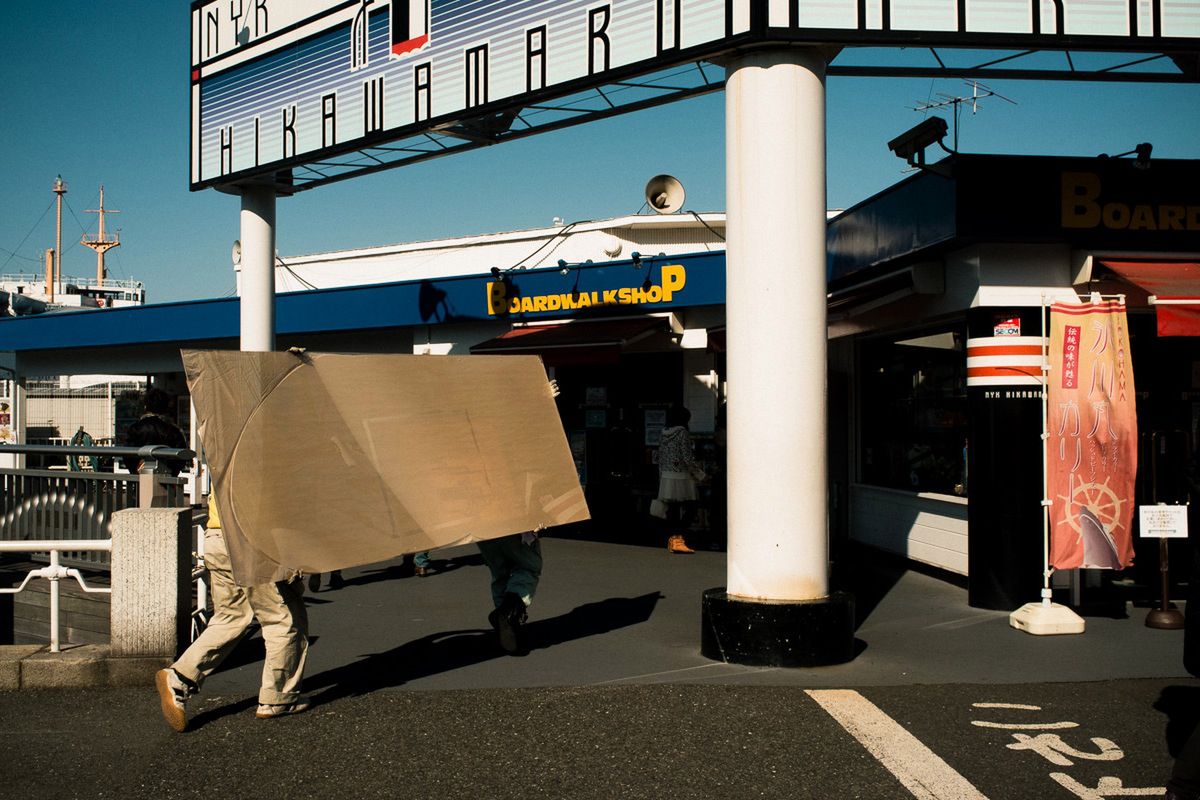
971,720,1078,730
972,703,1042,710
807,689,989,800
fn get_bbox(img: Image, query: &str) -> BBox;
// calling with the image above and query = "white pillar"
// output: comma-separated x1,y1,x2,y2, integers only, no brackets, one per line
725,48,829,601
239,184,276,352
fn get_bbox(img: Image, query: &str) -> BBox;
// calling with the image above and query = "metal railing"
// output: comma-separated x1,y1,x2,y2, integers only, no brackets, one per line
0,540,112,652
0,444,193,568
0,444,197,651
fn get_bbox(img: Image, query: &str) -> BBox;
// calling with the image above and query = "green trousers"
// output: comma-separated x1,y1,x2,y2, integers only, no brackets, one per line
477,534,543,607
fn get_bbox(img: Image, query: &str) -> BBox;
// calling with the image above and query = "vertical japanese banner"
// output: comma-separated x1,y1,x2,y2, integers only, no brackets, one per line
1047,301,1137,569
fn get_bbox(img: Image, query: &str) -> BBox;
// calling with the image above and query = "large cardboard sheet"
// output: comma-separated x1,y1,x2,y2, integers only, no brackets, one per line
182,349,589,585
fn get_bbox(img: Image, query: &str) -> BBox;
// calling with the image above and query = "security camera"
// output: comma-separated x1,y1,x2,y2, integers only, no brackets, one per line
887,117,949,167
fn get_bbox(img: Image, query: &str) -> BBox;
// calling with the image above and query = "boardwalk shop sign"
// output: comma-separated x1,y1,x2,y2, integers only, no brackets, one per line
189,0,1198,191
487,264,687,316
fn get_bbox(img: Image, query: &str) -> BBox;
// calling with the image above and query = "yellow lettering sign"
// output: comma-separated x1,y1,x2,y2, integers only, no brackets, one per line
485,265,689,316
1061,172,1101,229
1061,171,1199,232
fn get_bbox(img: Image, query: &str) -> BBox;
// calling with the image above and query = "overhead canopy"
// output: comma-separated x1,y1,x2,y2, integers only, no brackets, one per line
1100,261,1200,336
470,317,668,365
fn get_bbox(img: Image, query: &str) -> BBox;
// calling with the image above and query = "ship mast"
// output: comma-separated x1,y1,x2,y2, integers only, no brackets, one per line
82,186,120,289
52,176,66,302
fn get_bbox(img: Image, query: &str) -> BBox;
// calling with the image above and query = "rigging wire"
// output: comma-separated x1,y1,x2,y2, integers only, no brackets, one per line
0,199,55,272
61,196,92,257
0,247,42,265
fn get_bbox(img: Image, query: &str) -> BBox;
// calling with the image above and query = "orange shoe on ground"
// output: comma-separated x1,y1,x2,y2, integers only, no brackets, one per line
667,535,695,554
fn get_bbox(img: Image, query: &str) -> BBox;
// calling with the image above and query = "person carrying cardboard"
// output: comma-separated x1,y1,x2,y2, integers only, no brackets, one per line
154,493,310,732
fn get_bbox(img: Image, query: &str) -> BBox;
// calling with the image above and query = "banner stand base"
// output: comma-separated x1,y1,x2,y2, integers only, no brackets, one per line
1009,602,1086,635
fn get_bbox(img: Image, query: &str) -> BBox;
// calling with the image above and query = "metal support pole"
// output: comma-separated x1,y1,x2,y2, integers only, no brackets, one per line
1147,538,1185,629
13,373,26,469
239,184,276,353
49,550,61,653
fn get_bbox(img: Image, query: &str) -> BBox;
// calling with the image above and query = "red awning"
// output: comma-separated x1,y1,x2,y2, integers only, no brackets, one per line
470,317,667,365
1100,260,1200,336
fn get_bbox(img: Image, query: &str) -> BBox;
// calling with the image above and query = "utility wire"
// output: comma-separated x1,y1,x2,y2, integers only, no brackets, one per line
275,256,320,290
688,210,725,243
498,219,584,273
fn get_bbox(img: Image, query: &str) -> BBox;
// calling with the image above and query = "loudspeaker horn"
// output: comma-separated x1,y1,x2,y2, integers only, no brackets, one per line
644,174,685,214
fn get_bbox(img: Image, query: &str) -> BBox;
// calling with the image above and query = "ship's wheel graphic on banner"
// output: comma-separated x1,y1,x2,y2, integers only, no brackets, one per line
1057,477,1125,568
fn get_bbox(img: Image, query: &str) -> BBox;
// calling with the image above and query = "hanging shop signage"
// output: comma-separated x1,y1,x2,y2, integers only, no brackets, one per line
1047,300,1138,570
487,263,690,317
955,156,1200,253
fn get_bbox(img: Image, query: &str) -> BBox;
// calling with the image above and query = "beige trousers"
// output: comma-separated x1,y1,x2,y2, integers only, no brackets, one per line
173,528,309,705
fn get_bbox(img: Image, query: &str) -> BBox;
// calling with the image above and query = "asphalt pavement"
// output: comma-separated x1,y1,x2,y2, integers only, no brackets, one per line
0,533,1194,799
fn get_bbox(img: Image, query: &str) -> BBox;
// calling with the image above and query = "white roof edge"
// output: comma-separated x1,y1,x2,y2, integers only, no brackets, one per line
283,212,728,266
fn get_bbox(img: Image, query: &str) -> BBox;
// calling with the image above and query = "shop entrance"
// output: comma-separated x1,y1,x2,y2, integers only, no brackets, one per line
1130,311,1198,596
554,352,682,538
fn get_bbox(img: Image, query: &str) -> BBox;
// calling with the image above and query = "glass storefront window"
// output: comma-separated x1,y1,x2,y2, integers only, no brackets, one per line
859,326,969,497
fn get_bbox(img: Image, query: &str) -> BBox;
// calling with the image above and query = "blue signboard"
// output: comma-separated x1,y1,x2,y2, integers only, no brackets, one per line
0,251,726,352
190,0,1198,191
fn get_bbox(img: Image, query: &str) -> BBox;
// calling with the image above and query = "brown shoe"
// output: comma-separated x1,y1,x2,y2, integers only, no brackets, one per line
256,699,310,719
668,535,695,554
155,668,189,732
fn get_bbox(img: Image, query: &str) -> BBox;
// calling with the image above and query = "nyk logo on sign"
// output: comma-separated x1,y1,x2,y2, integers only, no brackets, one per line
391,0,431,57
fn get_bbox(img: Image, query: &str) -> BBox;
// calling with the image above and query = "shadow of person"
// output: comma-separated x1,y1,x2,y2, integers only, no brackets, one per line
304,592,661,706
1155,684,1200,758
518,593,662,655
336,552,487,589
418,279,459,323
185,695,259,730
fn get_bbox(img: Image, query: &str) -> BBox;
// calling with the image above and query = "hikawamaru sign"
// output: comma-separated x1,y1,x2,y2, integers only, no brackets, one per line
190,0,1199,192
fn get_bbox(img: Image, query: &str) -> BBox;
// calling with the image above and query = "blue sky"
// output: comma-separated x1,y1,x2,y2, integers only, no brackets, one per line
1,2,1197,303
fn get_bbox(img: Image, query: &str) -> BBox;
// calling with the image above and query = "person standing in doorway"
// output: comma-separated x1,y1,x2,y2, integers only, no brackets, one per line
656,405,705,554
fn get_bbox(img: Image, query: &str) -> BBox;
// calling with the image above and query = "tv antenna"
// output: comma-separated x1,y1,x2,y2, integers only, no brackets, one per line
914,80,1017,152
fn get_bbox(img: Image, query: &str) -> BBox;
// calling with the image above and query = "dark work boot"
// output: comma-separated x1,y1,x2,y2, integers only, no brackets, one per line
496,592,527,654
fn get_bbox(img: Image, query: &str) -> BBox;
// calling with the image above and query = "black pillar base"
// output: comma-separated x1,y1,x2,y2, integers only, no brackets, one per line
700,588,856,667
